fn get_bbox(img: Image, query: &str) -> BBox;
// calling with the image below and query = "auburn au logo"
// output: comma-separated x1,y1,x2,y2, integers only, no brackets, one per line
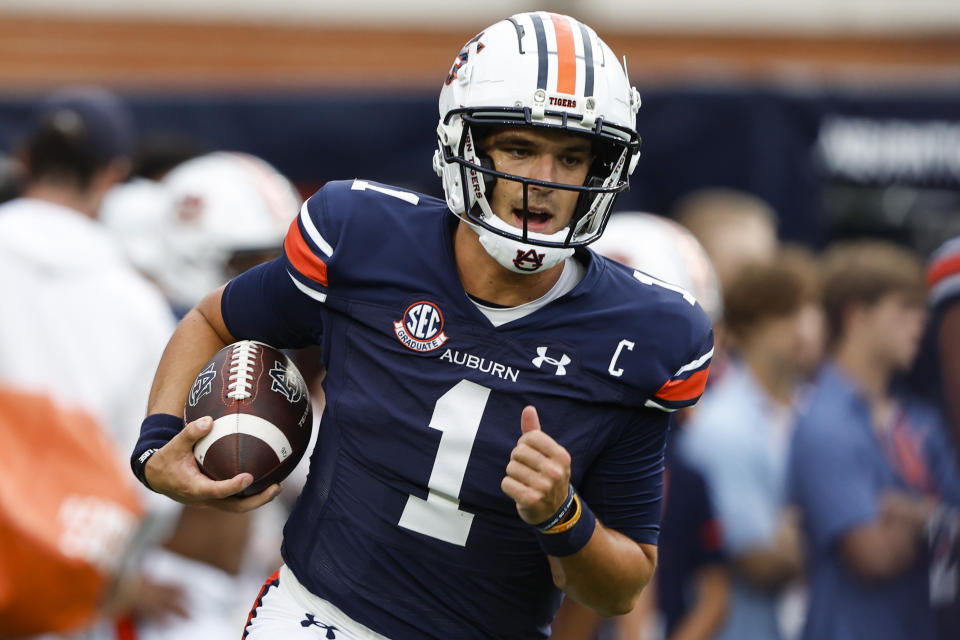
187,362,217,407
269,361,305,404
513,248,546,272
394,301,449,352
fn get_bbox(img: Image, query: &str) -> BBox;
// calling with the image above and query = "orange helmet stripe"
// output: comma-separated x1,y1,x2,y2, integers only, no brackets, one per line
550,14,577,95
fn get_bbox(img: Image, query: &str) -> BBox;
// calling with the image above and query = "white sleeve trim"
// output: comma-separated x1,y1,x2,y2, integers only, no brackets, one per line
674,347,714,376
644,399,677,413
299,201,334,258
287,271,327,303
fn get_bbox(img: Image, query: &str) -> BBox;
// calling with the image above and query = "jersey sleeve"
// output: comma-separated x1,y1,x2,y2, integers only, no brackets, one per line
645,303,714,414
282,184,344,304
221,258,324,349
928,235,960,310
579,409,673,545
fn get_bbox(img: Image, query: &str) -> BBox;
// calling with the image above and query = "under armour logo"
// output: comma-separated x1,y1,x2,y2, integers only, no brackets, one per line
301,613,338,638
532,347,571,376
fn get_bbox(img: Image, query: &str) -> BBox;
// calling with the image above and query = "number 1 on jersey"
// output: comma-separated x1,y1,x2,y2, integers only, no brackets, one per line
398,380,490,546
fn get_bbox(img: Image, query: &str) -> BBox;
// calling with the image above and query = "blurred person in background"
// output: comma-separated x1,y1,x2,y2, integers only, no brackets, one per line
681,250,824,640
104,150,301,319
132,132,209,183
924,236,960,460
905,235,960,638
553,212,730,640
671,188,778,292
98,133,207,295
671,188,779,382
788,240,960,640
130,12,715,639
0,87,184,638
0,150,24,203
925,235,960,639
103,150,307,640
156,152,303,318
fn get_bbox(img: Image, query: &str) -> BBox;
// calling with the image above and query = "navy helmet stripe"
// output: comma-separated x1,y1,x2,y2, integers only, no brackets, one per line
529,13,549,90
507,16,526,54
578,23,595,97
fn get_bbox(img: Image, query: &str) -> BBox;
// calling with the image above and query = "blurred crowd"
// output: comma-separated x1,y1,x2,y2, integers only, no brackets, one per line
552,194,960,640
1,86,959,640
0,87,316,640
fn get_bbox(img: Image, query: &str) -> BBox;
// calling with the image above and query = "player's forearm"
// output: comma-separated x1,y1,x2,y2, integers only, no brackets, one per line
549,521,657,617
147,287,234,415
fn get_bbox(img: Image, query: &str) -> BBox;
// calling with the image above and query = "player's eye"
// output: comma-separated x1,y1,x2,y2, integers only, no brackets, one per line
560,154,587,168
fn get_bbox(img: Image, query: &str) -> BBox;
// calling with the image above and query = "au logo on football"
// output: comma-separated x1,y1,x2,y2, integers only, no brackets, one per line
394,301,449,352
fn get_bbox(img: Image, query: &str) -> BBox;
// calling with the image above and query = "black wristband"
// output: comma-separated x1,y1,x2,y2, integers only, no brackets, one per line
535,495,597,557
130,413,183,491
534,484,576,532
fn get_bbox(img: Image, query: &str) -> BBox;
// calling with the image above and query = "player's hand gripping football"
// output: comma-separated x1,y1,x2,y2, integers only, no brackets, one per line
501,406,572,525
144,416,282,512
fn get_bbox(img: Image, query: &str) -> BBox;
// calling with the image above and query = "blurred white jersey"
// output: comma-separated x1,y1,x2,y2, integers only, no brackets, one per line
0,197,175,466
0,198,178,639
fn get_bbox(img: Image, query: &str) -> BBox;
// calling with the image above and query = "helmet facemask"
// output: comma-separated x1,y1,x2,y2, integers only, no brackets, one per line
443,109,638,249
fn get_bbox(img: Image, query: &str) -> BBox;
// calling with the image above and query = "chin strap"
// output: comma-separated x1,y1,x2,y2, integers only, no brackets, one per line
469,217,574,275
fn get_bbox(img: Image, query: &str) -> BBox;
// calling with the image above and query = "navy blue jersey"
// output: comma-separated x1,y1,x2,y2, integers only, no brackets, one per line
222,180,713,639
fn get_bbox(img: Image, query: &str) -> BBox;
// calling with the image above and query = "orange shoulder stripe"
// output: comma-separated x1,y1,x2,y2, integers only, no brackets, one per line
284,216,328,287
655,367,711,403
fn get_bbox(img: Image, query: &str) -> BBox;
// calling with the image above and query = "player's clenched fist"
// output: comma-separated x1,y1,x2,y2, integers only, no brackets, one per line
501,406,572,525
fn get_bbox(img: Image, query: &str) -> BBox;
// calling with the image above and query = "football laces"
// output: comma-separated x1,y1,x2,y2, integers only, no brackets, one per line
227,341,259,400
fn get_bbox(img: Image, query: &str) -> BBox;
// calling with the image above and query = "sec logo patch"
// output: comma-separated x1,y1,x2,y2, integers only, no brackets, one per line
394,301,449,352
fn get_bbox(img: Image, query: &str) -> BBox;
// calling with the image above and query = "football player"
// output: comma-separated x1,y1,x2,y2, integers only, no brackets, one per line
132,12,714,639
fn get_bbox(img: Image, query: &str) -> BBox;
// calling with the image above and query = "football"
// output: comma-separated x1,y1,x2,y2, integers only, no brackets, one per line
185,340,313,497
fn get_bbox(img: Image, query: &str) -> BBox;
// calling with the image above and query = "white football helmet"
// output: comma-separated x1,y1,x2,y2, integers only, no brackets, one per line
100,177,174,284
159,152,302,310
591,212,723,322
434,12,642,274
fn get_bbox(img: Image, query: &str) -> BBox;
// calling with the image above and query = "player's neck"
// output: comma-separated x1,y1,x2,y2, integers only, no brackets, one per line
453,221,565,308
